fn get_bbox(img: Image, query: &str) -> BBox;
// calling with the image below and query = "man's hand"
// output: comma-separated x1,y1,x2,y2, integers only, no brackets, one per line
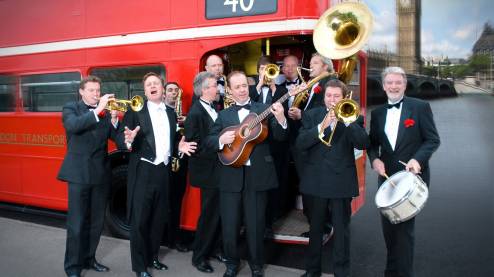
256,70,266,92
271,102,286,125
110,110,119,125
178,136,197,156
405,158,421,174
372,158,386,177
94,93,115,115
219,130,236,145
288,107,302,120
320,109,336,131
124,126,140,149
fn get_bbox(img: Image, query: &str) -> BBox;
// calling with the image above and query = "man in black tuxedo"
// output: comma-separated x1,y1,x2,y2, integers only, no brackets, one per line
281,55,303,107
296,79,369,277
287,52,334,236
205,54,227,110
249,55,286,105
368,66,440,277
184,71,222,273
206,71,288,277
58,76,120,277
162,81,191,253
121,73,197,277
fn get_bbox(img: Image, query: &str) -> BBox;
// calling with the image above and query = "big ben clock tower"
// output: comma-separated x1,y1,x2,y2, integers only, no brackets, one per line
397,0,421,74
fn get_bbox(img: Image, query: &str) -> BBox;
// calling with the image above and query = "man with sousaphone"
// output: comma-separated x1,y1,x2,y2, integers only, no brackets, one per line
287,52,334,237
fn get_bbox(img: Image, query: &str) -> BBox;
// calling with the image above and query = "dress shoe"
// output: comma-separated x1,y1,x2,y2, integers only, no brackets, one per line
212,252,228,263
223,267,238,277
151,259,168,270
193,260,214,273
86,260,110,272
300,272,321,277
136,271,152,277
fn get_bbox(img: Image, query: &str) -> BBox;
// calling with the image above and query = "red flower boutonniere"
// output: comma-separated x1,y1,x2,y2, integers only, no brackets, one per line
97,110,106,118
404,118,415,128
313,85,322,94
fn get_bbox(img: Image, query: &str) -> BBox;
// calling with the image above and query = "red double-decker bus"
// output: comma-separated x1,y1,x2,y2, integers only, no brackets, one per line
0,0,368,244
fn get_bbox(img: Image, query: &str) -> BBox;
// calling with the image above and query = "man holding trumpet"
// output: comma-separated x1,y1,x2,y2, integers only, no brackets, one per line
58,76,121,277
296,79,369,277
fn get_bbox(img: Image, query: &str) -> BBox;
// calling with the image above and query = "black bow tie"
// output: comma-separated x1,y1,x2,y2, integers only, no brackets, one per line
200,99,216,110
387,100,403,109
85,104,97,110
286,80,298,86
233,103,251,111
217,79,225,86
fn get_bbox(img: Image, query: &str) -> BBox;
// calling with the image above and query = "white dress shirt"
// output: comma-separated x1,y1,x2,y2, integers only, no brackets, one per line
260,86,271,104
199,98,218,121
384,98,403,151
141,101,171,165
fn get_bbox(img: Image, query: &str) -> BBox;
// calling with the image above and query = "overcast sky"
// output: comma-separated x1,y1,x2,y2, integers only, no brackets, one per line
361,0,493,60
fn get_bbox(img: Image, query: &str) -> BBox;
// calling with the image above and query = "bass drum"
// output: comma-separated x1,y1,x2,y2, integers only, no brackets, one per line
375,171,428,224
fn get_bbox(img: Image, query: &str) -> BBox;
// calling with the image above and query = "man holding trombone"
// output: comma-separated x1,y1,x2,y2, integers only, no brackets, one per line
296,79,369,277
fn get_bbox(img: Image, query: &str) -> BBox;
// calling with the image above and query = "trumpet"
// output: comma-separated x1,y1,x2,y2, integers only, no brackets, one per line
106,95,144,112
318,92,360,147
263,63,280,85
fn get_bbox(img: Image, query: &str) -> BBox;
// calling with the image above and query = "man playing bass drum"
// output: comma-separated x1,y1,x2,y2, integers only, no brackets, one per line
296,79,369,277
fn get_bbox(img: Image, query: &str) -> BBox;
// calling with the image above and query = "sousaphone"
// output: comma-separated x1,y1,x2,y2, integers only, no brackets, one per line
313,2,373,60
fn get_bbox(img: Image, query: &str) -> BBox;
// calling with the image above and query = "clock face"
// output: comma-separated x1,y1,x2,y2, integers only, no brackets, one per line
400,0,411,7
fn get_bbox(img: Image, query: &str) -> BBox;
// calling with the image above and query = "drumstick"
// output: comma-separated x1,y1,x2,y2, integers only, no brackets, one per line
382,173,396,188
399,160,421,174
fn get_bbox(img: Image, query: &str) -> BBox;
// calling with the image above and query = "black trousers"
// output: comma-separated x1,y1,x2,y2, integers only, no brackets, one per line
305,196,352,277
377,173,423,277
192,187,221,264
381,215,415,277
220,168,268,270
130,162,169,273
64,182,109,275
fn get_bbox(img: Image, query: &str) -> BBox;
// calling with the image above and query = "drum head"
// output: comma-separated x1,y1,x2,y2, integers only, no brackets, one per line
375,171,416,208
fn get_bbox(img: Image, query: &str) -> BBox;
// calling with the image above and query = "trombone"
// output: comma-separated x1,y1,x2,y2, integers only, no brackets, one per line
106,95,144,112
318,91,360,147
